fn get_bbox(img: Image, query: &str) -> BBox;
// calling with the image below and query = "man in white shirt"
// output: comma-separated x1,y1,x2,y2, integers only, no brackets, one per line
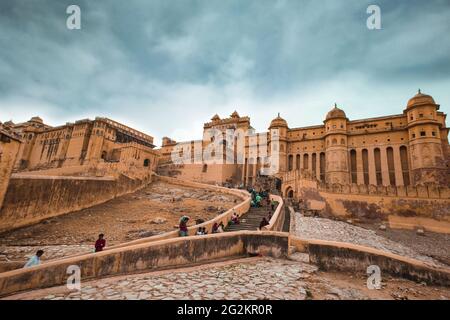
24,250,44,268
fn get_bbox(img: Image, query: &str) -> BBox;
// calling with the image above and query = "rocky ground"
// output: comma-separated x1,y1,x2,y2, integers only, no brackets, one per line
4,255,449,300
0,181,240,265
359,222,450,266
292,213,449,268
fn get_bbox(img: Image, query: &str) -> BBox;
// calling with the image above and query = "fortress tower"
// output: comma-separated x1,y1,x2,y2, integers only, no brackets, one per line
324,104,349,184
405,90,447,185
268,114,288,175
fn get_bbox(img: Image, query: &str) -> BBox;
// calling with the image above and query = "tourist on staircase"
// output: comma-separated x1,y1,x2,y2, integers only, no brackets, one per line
213,222,225,233
259,217,270,230
271,199,276,211
179,216,190,237
231,211,240,225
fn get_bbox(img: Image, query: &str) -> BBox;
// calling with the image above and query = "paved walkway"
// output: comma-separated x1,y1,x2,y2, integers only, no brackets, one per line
5,255,449,300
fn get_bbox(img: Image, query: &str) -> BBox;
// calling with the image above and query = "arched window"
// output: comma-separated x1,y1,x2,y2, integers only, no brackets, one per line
288,155,293,171
374,148,382,185
350,150,357,183
400,146,410,186
362,149,369,185
386,147,396,186
303,154,309,170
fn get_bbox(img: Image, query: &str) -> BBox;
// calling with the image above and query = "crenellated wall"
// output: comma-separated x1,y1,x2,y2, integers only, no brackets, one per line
283,176,450,233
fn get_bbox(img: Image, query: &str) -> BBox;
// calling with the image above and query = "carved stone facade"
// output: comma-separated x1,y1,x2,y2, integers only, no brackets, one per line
159,91,450,190
2,117,159,177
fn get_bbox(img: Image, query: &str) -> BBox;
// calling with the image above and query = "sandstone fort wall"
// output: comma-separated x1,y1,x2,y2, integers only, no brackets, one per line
0,173,153,233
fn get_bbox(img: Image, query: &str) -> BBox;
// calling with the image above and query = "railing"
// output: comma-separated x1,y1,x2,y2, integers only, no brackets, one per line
262,194,285,232
107,175,251,250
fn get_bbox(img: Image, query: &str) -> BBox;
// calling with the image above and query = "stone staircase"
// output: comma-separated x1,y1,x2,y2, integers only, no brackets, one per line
225,206,273,232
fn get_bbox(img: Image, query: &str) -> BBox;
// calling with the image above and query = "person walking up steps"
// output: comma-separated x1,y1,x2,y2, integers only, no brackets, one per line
179,216,190,236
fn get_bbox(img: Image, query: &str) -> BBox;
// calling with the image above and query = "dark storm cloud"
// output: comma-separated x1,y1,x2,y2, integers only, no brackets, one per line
0,0,449,143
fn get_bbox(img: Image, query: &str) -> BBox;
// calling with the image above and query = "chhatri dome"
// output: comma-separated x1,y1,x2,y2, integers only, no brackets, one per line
230,110,240,118
211,114,221,122
325,103,347,120
407,89,437,109
269,113,288,129
29,116,43,123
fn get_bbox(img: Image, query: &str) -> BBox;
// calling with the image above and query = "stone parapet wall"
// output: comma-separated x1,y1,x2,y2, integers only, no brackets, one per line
283,176,450,233
262,195,285,232
0,231,288,297
0,173,153,233
14,162,155,180
317,181,450,200
290,236,450,286
107,175,251,250
1,232,449,297
283,171,450,200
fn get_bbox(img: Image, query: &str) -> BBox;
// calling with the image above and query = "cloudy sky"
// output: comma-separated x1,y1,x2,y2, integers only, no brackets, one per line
1,0,449,145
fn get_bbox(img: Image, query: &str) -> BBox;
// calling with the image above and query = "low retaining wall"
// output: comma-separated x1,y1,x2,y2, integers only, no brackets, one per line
289,236,450,286
0,173,153,233
0,231,288,297
320,191,450,233
107,175,251,250
291,178,450,233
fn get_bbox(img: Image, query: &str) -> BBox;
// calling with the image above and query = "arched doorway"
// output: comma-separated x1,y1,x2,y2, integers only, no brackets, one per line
285,186,294,199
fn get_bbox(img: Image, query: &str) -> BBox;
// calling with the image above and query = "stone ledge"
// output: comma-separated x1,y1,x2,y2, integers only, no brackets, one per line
0,231,288,297
289,236,450,286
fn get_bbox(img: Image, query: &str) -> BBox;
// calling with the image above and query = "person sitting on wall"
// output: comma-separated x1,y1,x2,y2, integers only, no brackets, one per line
217,222,225,233
196,227,204,235
179,216,190,237
267,211,273,221
212,223,219,233
24,250,44,268
202,227,208,235
94,234,106,252
259,217,270,230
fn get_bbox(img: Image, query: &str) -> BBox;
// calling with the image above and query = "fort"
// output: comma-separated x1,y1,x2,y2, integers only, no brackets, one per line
159,90,450,188
0,90,449,300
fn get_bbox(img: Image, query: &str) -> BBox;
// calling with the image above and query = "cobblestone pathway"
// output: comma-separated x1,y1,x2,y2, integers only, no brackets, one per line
11,257,317,300
6,255,449,300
